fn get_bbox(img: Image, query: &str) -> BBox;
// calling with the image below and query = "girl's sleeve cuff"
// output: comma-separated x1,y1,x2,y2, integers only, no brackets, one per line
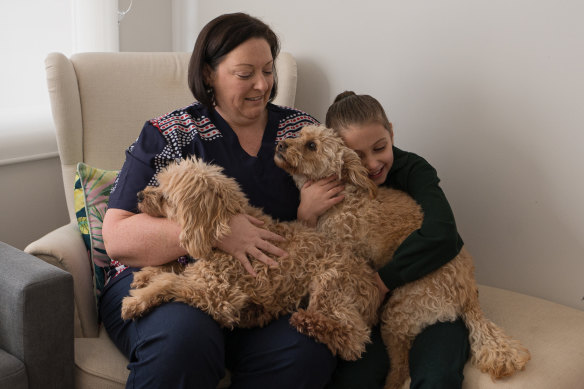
378,263,405,291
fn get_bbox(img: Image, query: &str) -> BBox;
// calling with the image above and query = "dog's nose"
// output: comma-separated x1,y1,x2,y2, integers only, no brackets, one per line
276,142,288,152
137,191,144,203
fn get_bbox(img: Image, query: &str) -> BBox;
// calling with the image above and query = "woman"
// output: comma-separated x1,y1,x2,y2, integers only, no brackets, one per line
101,13,336,389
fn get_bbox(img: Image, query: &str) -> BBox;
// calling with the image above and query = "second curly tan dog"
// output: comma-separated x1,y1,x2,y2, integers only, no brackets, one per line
274,125,531,389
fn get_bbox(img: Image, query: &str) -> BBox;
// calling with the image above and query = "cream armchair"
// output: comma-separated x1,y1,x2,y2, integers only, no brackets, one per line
26,51,584,388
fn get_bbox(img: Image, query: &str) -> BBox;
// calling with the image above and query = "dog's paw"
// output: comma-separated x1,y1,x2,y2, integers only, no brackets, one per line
130,273,151,289
474,339,531,379
290,310,367,361
121,296,150,320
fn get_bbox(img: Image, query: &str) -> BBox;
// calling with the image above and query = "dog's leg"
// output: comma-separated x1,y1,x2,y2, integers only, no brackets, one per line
130,263,184,289
121,271,185,319
381,332,411,389
290,266,379,361
123,266,252,329
379,301,413,389
450,250,530,379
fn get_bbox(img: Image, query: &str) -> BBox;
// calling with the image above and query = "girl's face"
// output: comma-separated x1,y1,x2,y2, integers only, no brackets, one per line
207,38,274,127
341,122,394,186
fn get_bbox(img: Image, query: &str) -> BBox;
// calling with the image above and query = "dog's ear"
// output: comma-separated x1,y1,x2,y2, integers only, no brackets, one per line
341,148,378,198
137,187,167,217
178,194,233,259
170,159,249,259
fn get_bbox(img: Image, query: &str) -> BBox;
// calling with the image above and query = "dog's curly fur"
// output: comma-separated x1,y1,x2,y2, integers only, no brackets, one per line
274,125,531,388
120,157,381,361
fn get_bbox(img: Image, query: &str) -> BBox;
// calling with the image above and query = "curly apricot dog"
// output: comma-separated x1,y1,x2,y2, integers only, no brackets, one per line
274,125,530,388
120,157,380,361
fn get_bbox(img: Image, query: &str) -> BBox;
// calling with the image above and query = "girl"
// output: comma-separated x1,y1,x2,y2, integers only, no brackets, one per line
301,91,470,389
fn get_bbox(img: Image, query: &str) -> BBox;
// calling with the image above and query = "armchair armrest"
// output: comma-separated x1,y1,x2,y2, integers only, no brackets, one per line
0,241,74,389
25,222,99,337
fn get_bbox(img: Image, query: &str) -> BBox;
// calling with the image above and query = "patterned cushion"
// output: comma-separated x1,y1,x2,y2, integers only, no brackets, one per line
74,162,119,308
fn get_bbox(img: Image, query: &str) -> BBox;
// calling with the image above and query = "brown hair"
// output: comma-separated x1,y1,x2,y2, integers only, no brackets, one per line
188,13,280,107
325,91,393,134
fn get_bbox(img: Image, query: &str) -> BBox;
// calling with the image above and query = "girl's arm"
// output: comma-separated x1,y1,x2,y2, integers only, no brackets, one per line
377,147,463,291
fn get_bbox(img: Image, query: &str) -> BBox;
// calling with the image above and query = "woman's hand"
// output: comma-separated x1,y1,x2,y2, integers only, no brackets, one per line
374,272,390,306
216,213,288,276
297,176,345,227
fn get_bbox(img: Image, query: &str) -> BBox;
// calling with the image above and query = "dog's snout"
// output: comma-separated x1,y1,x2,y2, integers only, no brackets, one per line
276,141,288,152
137,191,144,203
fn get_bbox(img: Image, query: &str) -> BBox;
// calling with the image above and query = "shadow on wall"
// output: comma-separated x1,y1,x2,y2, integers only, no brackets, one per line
425,82,584,311
294,57,330,122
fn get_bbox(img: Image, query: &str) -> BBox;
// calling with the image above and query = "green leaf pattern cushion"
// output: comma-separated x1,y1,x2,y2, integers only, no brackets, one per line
74,162,119,308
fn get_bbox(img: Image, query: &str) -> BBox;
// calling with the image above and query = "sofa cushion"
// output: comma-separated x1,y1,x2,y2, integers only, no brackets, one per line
462,285,584,388
74,162,118,308
74,329,231,388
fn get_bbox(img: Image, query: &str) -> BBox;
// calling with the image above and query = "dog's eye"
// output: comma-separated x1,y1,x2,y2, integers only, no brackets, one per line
306,141,317,151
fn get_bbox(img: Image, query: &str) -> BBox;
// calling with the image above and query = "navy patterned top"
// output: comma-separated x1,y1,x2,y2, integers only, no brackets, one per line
106,102,319,282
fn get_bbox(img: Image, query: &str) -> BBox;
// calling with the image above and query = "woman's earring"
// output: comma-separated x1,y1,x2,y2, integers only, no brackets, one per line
206,86,215,106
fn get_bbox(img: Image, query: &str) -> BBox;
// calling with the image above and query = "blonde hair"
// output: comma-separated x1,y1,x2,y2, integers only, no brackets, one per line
325,91,393,134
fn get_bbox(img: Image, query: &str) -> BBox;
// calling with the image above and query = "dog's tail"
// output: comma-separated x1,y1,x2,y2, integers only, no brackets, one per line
462,302,531,380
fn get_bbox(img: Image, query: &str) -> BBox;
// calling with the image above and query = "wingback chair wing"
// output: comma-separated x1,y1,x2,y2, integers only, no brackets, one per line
25,51,584,389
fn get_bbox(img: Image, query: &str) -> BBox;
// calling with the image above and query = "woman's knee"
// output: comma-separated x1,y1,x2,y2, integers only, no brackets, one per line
135,302,224,361
286,331,337,377
129,302,226,387
326,325,388,389
256,325,336,386
227,315,336,388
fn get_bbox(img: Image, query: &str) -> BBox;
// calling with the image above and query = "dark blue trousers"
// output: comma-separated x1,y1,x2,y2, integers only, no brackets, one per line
100,268,336,389
326,320,470,389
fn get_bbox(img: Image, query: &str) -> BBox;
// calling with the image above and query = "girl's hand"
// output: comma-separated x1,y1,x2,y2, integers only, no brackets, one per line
374,272,390,306
216,213,287,276
298,176,345,227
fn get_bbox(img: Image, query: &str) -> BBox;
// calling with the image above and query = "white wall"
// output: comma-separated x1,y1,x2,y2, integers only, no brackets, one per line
118,0,172,52
0,158,69,250
196,1,584,311
9,0,579,310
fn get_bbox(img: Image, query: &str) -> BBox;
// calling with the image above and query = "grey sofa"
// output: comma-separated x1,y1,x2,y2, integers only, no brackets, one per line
0,241,74,389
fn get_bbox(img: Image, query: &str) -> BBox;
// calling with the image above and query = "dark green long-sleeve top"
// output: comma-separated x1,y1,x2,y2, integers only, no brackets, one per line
377,146,464,291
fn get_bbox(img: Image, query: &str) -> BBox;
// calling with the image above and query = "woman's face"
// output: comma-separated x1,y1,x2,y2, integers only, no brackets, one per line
207,38,274,127
341,122,394,186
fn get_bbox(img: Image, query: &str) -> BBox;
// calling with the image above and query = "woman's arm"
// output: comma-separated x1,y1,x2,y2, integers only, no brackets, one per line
377,147,463,291
102,208,185,267
103,208,287,273
102,121,192,268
